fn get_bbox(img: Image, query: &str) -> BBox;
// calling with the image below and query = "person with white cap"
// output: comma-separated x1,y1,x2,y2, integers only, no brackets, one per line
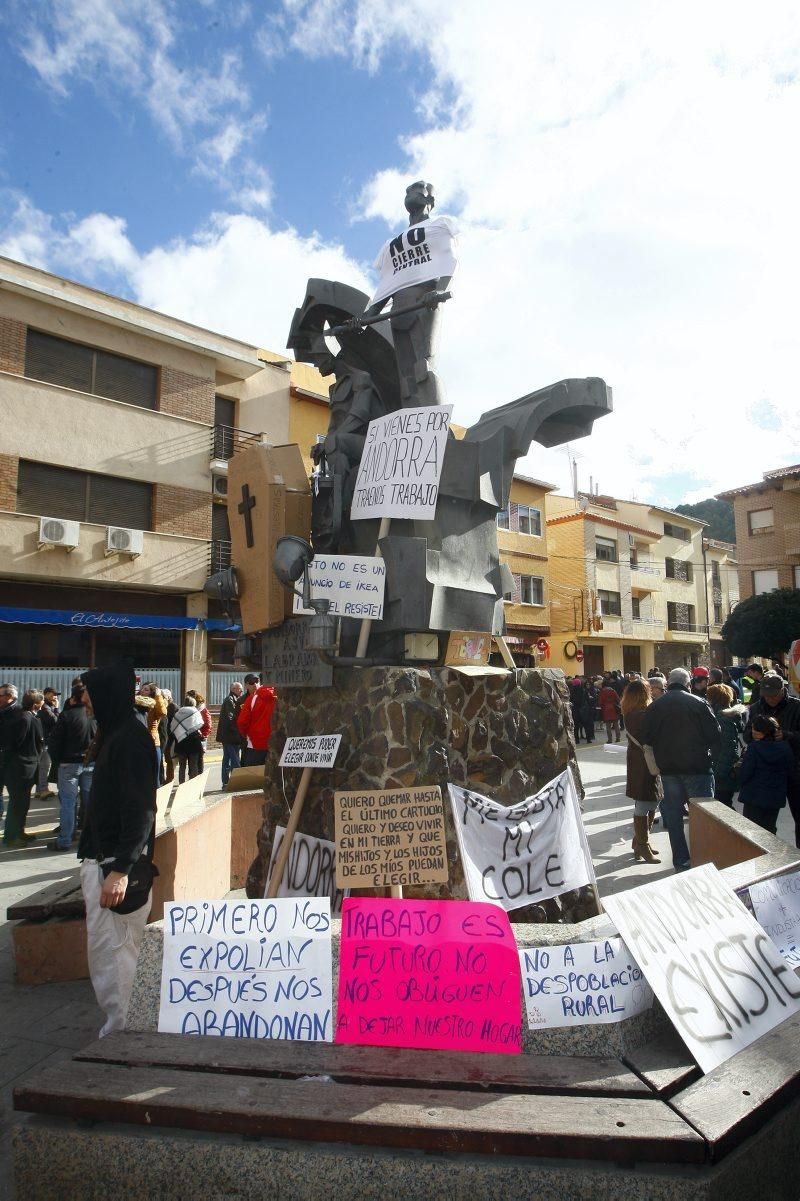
641,667,721,871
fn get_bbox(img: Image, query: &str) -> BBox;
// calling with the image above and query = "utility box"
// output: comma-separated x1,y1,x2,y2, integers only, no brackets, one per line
227,443,311,634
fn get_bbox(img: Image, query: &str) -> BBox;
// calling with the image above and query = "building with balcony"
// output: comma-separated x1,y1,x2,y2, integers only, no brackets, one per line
717,464,800,601
496,475,554,664
545,493,739,676
0,256,296,701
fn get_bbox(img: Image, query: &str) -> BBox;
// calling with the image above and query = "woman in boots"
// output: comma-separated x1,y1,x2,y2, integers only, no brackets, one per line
621,678,661,864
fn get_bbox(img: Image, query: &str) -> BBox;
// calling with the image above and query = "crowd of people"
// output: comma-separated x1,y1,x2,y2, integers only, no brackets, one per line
567,659,800,874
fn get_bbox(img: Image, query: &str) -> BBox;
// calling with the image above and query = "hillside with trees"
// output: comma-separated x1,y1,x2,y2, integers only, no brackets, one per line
674,498,735,543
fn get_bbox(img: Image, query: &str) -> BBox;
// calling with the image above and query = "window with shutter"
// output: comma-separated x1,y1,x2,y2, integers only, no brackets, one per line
87,472,151,529
17,460,151,529
94,349,157,408
25,330,93,394
24,329,156,409
18,460,87,522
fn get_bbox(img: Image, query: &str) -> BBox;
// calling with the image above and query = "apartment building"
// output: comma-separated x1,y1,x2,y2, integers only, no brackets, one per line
0,256,294,701
496,475,554,663
545,493,739,675
717,464,800,601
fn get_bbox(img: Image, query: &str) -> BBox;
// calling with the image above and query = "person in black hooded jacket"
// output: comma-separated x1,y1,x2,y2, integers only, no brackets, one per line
78,661,156,1037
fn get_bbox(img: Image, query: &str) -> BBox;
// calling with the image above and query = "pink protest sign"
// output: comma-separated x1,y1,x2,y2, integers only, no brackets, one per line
336,897,522,1054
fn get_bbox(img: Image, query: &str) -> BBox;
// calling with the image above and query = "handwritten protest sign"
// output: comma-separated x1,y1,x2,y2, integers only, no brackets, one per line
749,869,800,970
279,735,341,769
448,769,595,912
267,826,346,914
520,937,653,1029
158,898,333,1041
262,618,332,688
351,404,452,521
334,785,448,889
336,897,522,1054
293,555,386,620
604,864,800,1073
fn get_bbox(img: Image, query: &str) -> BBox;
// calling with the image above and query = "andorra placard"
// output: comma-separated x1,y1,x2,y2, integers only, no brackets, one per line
351,404,452,521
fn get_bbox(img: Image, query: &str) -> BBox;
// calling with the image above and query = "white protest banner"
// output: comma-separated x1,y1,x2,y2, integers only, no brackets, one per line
351,404,452,521
749,869,800,970
520,937,653,1029
448,769,595,913
279,735,341,769
158,898,333,1041
604,863,800,1074
267,825,346,914
293,555,386,620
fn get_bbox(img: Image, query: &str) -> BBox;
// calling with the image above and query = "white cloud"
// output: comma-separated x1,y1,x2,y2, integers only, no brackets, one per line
0,194,371,350
16,0,267,207
270,0,800,503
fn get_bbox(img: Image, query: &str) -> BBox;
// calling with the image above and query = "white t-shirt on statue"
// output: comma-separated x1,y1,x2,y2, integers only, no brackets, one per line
370,215,458,307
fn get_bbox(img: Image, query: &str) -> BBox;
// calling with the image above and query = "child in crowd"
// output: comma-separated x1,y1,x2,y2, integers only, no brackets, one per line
738,714,794,834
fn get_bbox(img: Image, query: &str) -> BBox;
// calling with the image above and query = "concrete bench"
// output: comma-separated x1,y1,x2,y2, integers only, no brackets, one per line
13,1019,800,1199
6,788,264,985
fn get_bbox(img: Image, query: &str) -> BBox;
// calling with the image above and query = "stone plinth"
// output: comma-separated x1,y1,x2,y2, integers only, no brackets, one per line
247,666,595,923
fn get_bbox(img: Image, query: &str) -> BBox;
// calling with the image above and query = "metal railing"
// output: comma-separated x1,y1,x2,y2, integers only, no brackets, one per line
630,562,660,574
0,667,182,698
211,424,261,462
209,539,232,573
667,622,701,634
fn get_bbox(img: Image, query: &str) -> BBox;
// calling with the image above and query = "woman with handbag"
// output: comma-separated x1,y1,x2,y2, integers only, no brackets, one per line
78,662,157,1037
621,678,661,864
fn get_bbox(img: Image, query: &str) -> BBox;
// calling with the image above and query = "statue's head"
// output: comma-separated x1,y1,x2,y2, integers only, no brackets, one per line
405,180,435,217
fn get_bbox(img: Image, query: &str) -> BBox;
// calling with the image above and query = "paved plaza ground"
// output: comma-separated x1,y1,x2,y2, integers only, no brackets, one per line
0,740,795,1196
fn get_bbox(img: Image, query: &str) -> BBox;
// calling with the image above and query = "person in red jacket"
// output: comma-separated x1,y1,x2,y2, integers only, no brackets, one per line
599,676,622,743
237,673,277,767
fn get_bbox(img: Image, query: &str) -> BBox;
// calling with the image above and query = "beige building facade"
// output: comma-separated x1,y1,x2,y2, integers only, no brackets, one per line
497,475,554,664
718,464,800,601
0,256,294,701
546,493,739,676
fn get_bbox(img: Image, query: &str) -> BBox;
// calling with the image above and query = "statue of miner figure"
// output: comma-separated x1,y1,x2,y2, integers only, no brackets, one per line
352,180,457,409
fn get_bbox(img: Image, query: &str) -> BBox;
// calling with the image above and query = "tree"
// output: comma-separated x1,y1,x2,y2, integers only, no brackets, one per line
674,498,735,543
720,588,800,658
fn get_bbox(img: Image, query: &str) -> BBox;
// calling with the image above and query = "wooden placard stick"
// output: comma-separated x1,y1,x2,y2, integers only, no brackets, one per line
390,885,403,899
355,516,391,659
493,634,516,670
265,765,314,898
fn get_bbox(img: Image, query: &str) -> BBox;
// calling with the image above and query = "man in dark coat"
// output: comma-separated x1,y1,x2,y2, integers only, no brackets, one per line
48,683,97,851
78,662,156,1036
641,667,721,872
216,681,244,787
1,686,43,847
745,673,800,846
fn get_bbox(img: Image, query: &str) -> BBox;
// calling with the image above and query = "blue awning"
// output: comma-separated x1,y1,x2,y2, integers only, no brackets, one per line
0,607,241,634
0,607,197,631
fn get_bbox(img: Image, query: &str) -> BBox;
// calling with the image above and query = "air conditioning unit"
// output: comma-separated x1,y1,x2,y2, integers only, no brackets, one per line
212,474,228,499
105,526,144,557
38,517,80,550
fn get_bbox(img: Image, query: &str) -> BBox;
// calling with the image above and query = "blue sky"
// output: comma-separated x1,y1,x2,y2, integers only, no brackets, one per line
1,0,799,505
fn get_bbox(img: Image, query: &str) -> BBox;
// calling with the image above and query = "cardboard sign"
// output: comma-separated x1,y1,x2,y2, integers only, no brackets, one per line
445,630,491,667
604,864,800,1074
336,898,522,1054
448,769,595,913
351,405,452,521
520,937,653,1029
158,898,333,1041
279,735,341,768
267,826,346,915
749,869,800,970
227,443,311,635
167,769,210,813
261,618,333,689
293,555,386,620
334,786,448,890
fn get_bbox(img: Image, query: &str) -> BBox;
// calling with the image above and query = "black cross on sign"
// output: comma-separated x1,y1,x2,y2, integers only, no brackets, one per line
238,482,257,548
